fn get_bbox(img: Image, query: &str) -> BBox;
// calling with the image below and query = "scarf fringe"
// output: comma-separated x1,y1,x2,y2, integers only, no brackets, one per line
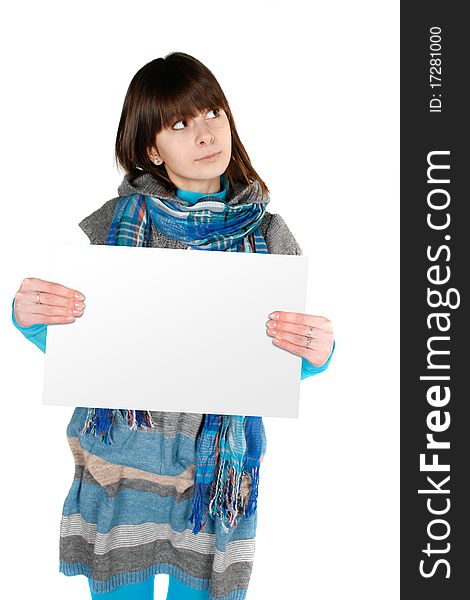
189,468,259,535
188,463,260,534
188,481,213,534
80,409,156,445
245,466,260,516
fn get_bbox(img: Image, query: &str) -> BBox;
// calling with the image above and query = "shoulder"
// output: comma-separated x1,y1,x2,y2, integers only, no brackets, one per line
78,197,121,244
263,211,303,256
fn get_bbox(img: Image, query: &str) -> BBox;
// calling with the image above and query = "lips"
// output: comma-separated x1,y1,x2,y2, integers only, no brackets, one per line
196,151,221,161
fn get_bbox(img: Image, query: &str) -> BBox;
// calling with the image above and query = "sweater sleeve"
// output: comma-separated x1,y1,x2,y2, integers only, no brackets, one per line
11,298,47,353
264,213,303,256
264,213,335,380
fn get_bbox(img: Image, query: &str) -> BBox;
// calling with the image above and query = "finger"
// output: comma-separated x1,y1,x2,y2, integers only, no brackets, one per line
16,313,77,327
269,311,332,329
21,278,86,302
34,290,85,310
20,301,83,318
267,328,332,352
271,336,307,358
15,289,85,311
267,319,332,338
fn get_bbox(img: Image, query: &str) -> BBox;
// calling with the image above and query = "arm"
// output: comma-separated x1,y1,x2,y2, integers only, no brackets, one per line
11,297,47,353
301,341,335,379
11,239,97,354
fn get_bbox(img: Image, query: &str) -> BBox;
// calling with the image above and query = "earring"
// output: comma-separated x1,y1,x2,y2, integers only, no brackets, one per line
153,158,162,165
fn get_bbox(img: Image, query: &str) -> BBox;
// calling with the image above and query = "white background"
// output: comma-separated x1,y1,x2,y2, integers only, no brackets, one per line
0,1,399,598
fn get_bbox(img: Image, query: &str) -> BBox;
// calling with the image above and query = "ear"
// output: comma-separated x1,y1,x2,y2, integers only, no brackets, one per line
147,145,163,165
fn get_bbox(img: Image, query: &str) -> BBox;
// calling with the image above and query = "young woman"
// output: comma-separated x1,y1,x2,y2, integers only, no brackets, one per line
12,52,335,600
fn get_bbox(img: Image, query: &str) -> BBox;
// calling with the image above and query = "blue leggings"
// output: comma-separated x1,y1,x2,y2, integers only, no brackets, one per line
88,575,209,599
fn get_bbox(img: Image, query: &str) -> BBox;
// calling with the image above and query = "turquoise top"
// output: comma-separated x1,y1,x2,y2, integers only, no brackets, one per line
176,174,230,202
11,174,335,378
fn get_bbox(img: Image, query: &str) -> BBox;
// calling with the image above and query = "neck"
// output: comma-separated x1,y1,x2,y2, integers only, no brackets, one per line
170,175,221,194
175,174,228,204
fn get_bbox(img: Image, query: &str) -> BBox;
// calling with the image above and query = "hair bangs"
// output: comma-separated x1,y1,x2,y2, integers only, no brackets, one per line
157,77,228,132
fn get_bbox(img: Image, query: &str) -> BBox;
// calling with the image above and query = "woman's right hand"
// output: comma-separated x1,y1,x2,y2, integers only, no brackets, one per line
13,277,86,328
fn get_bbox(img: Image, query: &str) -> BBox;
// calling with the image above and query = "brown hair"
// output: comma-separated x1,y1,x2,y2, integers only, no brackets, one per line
114,52,269,197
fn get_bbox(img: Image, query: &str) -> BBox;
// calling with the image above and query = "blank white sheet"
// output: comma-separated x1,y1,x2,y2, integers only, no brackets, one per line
41,243,308,417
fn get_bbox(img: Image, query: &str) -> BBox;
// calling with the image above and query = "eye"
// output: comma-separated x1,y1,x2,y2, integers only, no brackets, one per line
207,108,221,118
171,118,187,130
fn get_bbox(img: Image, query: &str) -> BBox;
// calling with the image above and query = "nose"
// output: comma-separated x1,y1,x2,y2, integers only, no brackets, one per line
194,119,214,146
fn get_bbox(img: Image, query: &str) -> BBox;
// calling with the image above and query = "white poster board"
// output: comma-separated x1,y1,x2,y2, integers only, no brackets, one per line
41,243,308,418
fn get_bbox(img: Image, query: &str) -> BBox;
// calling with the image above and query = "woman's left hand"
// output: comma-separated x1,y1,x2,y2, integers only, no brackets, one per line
266,311,334,367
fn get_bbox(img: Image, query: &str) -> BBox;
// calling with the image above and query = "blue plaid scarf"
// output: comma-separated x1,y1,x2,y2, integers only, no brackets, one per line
80,186,268,533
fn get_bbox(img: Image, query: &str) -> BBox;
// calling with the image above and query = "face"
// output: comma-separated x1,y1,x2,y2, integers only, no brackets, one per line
149,107,232,193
